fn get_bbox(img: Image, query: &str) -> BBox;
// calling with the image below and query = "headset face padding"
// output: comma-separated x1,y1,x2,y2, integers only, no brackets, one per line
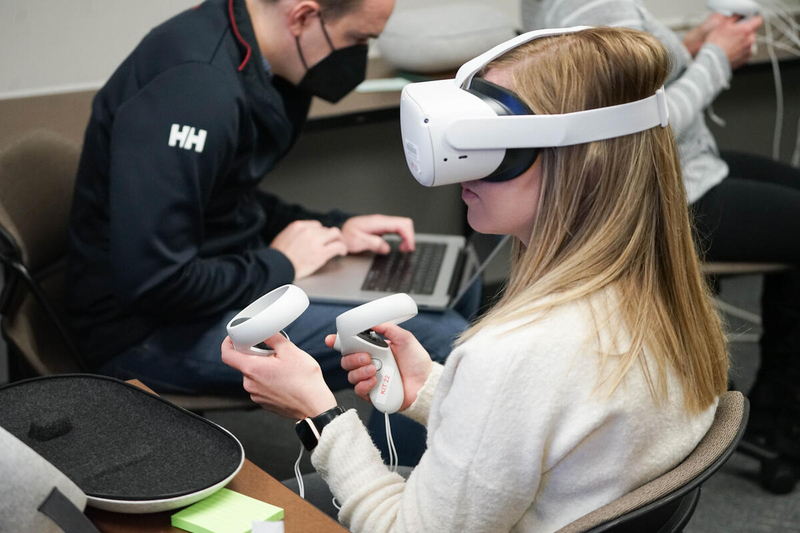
466,78,541,183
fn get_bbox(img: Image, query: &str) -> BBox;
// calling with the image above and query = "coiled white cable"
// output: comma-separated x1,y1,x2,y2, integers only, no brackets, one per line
385,412,398,473
750,0,800,163
707,103,728,127
293,416,400,506
764,19,784,160
294,443,305,499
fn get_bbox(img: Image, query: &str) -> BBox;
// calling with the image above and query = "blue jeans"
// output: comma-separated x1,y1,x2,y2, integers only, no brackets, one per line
99,304,471,393
99,283,481,465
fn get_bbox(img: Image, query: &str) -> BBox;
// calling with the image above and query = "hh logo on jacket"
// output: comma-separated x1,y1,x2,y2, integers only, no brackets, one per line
169,124,207,153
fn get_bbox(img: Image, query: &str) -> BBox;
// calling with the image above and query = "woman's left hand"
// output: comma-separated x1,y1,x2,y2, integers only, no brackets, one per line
221,334,338,420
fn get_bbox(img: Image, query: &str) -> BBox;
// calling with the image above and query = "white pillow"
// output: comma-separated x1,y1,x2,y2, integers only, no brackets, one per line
377,3,517,74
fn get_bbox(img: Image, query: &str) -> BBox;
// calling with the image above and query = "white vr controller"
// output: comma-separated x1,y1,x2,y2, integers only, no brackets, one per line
707,0,760,55
707,0,759,18
332,294,418,414
226,285,310,355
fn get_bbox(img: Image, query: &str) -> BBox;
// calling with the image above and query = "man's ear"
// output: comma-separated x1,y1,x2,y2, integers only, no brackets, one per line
286,0,322,37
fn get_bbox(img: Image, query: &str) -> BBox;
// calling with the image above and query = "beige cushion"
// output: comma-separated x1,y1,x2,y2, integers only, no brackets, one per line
0,130,79,273
703,262,790,276
376,3,517,73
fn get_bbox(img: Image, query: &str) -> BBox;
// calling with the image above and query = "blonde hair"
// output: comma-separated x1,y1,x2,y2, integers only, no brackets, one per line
460,27,728,414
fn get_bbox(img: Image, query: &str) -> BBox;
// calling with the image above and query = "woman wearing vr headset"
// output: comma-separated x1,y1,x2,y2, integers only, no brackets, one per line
222,26,727,532
522,0,800,479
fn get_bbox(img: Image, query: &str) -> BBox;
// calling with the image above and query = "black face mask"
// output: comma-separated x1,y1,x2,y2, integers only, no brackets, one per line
296,16,368,103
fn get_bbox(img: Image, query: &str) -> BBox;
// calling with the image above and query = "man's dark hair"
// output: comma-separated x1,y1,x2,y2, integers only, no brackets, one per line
319,0,364,20
267,0,365,20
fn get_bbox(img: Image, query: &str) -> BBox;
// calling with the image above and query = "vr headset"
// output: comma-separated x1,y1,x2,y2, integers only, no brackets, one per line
400,26,670,187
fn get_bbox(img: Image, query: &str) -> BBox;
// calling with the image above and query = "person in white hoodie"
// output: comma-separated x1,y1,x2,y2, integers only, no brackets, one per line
221,26,729,533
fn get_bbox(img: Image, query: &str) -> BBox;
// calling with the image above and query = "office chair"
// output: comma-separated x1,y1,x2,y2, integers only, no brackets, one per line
557,390,748,533
0,130,255,414
703,262,789,344
702,262,797,494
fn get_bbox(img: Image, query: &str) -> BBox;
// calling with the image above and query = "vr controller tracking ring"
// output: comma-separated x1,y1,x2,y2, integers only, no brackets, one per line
226,285,310,355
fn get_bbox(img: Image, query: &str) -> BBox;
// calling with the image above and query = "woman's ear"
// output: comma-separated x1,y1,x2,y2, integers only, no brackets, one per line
286,0,322,37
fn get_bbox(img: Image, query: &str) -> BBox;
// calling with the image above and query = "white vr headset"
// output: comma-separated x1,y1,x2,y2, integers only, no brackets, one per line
400,26,670,187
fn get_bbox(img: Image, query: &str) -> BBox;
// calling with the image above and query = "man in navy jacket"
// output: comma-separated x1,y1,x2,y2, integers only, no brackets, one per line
68,0,472,395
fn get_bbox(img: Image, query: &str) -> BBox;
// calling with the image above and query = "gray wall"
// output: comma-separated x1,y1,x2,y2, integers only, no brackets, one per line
0,0,704,98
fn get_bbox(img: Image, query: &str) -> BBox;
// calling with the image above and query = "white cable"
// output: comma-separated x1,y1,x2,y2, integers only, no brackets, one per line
759,1,800,49
385,412,398,473
764,20,784,161
756,35,800,56
294,443,305,499
319,412,406,513
707,103,727,127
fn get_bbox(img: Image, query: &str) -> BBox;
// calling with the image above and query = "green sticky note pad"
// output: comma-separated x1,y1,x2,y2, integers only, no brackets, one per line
171,488,284,533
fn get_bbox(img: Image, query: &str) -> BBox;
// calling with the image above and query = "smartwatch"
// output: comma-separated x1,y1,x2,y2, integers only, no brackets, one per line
295,406,346,451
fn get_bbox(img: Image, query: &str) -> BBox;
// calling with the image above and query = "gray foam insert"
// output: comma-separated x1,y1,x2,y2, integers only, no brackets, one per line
0,375,242,501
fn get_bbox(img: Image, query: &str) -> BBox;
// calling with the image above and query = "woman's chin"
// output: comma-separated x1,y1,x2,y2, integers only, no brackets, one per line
466,209,490,234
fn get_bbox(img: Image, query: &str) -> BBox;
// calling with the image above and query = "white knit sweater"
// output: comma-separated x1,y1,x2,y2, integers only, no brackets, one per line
311,291,717,533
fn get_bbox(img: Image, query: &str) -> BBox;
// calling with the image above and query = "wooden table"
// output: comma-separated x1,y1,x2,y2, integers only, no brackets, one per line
85,380,347,533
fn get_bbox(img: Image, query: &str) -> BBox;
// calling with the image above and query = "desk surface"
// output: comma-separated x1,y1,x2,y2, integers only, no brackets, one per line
85,380,347,533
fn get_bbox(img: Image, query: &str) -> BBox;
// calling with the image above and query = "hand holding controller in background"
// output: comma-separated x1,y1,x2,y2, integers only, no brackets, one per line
706,14,763,69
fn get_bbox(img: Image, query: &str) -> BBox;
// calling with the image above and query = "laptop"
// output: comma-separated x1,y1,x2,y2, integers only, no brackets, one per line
295,232,509,311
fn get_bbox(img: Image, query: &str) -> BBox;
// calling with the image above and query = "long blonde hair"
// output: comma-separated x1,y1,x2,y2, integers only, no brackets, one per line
460,27,728,414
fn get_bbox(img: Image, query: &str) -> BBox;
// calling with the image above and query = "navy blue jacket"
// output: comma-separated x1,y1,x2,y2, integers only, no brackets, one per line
68,0,349,366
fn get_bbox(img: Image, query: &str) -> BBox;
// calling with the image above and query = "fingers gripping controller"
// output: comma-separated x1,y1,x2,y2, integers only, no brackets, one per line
333,294,418,414
226,285,310,355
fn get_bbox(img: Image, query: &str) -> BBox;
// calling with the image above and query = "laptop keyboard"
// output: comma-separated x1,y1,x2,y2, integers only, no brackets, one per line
361,242,447,295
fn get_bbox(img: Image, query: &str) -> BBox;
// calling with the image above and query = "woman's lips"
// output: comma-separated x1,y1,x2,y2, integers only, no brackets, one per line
461,184,478,201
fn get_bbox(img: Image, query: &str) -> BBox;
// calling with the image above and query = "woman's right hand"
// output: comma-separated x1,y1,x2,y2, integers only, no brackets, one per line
706,16,763,70
327,323,433,411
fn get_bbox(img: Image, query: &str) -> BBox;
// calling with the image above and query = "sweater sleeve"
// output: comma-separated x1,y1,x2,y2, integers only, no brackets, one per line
663,43,731,136
108,63,295,317
538,0,732,137
312,338,549,533
401,363,444,426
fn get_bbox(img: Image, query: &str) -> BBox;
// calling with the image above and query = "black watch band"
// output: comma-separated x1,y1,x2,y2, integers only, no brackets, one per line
295,406,345,451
